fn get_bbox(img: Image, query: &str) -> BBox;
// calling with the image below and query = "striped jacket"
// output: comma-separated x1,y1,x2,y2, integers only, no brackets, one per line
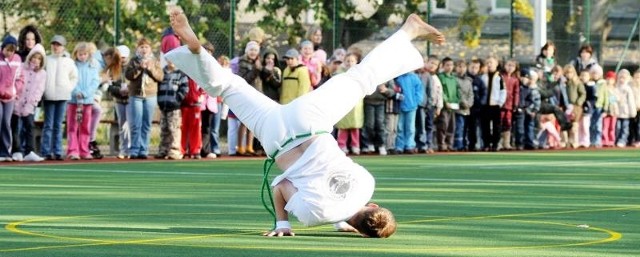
157,67,189,112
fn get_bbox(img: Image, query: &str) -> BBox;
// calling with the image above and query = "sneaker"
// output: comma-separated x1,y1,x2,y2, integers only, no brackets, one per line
616,143,626,148
81,155,94,160
634,142,640,148
12,152,23,162
0,157,8,162
378,146,387,156
362,145,375,154
351,147,360,155
192,154,202,159
206,153,217,159
340,147,349,154
68,155,80,160
23,152,45,162
54,155,64,161
166,154,183,160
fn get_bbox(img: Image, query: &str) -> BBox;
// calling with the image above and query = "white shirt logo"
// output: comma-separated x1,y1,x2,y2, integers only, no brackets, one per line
326,172,355,200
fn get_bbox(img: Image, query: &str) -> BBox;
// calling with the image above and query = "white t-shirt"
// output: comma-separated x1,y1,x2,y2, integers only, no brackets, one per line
271,134,375,227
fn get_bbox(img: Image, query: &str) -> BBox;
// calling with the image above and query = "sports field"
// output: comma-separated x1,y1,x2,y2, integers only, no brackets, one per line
1,149,638,257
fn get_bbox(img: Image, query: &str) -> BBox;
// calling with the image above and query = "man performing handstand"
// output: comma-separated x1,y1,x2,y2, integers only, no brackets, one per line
166,7,444,238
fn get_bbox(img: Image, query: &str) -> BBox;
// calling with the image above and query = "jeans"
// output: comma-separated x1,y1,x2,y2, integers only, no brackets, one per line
115,102,130,156
395,109,417,151
41,100,67,157
415,106,435,151
615,118,630,146
11,114,36,154
128,96,156,156
210,102,223,154
514,111,536,148
0,101,14,157
362,103,387,148
452,113,466,150
589,108,603,146
227,117,240,155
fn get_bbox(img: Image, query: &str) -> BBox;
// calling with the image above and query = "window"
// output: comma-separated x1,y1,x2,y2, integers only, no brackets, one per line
491,0,511,14
430,0,451,14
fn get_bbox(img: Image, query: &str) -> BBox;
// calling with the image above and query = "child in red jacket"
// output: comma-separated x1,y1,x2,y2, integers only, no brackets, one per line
181,78,204,158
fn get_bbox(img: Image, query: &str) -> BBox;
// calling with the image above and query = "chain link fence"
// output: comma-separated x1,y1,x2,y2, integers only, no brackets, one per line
2,0,637,67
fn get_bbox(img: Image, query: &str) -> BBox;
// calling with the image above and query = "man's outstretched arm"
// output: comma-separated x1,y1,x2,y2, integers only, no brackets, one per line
263,180,296,237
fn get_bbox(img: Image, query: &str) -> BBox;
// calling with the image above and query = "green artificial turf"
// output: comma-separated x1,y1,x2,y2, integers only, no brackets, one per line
0,149,639,256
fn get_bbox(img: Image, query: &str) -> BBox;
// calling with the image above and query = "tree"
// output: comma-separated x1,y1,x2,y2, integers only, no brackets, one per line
457,0,487,48
2,0,230,55
246,0,423,53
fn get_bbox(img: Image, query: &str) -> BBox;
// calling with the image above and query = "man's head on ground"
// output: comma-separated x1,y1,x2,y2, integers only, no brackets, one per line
347,203,396,238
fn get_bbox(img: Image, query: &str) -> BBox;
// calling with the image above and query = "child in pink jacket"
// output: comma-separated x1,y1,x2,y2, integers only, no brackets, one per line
11,44,46,161
0,35,24,162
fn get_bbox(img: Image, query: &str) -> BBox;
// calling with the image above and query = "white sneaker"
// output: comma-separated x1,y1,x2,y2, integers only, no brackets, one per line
340,147,349,154
12,152,23,162
379,146,387,156
24,152,45,162
0,157,7,162
351,147,360,155
206,153,217,159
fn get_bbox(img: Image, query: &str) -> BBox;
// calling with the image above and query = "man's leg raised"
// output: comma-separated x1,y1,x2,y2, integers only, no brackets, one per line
281,14,445,132
166,7,279,145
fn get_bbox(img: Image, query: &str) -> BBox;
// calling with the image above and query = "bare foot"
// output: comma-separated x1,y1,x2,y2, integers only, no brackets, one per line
401,14,445,45
169,6,200,54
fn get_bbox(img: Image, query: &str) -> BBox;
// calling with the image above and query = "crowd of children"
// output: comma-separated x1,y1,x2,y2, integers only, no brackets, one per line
0,23,638,162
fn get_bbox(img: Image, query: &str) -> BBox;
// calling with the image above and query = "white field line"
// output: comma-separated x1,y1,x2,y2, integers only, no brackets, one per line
1,163,637,187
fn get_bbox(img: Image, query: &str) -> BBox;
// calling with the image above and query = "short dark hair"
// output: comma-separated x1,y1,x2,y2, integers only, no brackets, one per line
578,45,593,55
441,57,453,64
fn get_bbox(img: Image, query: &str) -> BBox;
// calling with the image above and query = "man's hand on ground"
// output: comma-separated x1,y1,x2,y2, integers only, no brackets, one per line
263,228,295,237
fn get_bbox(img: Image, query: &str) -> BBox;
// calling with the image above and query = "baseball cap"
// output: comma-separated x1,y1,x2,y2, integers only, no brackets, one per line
51,35,67,46
284,48,299,59
116,45,130,59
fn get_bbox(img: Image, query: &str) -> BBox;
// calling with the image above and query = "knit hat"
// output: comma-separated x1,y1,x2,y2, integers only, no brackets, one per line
245,41,260,53
605,71,616,80
2,35,18,49
161,28,181,54
116,45,130,59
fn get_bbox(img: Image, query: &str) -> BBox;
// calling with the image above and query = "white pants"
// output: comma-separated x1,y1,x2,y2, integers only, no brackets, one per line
166,30,422,158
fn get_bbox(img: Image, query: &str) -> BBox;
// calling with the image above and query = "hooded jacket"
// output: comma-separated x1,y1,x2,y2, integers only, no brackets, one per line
0,47,24,103
68,58,100,105
44,50,78,101
13,44,46,116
